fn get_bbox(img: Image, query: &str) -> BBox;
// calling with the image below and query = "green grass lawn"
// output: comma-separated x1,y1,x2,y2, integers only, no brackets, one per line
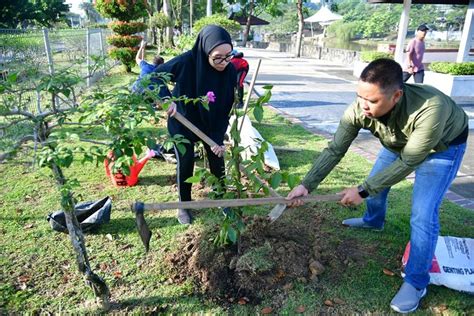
1,64,473,314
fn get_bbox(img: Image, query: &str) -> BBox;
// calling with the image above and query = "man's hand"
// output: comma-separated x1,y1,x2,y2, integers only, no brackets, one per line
167,102,177,116
339,187,363,207
285,184,309,207
211,145,226,158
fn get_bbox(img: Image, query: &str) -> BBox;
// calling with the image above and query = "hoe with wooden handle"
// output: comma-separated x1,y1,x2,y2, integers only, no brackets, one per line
132,194,341,251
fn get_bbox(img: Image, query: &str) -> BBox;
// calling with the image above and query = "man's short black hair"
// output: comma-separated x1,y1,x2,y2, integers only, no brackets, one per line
153,56,164,66
360,58,403,93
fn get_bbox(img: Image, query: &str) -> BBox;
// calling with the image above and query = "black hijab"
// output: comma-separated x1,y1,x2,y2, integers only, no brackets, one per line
158,25,236,144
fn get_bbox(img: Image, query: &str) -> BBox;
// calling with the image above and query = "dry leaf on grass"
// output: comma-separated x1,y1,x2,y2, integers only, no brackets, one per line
17,275,31,283
383,268,395,276
113,270,122,279
261,306,273,314
296,305,306,313
324,300,334,307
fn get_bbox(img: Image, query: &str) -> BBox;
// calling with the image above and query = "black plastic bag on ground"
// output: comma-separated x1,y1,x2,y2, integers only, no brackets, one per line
47,197,112,233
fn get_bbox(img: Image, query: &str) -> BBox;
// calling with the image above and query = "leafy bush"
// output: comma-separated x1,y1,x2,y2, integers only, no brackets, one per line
193,15,241,38
429,62,474,75
175,34,195,52
95,0,147,22
108,47,137,71
106,35,142,48
150,12,173,29
360,51,394,62
327,20,363,41
108,21,147,35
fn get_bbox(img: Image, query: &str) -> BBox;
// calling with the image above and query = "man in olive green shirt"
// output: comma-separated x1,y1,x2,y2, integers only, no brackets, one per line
286,59,468,313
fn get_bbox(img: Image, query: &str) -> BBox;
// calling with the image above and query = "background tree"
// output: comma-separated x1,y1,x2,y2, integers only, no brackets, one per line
230,0,284,46
31,0,70,27
79,1,103,25
295,0,304,57
0,0,69,28
96,0,148,72
0,0,34,28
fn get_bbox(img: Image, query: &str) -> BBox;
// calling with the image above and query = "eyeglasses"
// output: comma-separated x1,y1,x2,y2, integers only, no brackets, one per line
210,53,233,65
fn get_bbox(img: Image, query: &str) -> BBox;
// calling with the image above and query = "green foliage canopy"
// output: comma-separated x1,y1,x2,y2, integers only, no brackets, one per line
193,15,241,37
95,0,148,22
0,0,69,28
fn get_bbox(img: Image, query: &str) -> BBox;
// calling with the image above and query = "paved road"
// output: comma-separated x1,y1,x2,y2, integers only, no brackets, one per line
240,48,474,209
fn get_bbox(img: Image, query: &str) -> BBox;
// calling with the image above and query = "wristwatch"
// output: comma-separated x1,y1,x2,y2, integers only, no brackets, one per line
357,185,369,199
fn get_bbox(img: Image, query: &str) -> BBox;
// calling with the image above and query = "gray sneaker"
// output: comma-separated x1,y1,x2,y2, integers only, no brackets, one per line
177,209,192,225
341,217,383,231
390,282,427,313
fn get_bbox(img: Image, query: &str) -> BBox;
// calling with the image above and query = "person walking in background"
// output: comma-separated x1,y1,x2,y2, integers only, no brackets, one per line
154,25,236,225
131,40,164,94
230,50,249,108
403,24,429,83
286,58,468,313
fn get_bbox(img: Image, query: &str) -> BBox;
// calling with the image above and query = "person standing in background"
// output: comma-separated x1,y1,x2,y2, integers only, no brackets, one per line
230,50,249,108
403,24,429,83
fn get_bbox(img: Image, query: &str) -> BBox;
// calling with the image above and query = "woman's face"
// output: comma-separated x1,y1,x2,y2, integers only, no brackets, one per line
208,43,233,72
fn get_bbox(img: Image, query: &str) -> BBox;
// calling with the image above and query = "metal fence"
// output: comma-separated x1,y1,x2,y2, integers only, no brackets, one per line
0,28,114,86
0,28,115,153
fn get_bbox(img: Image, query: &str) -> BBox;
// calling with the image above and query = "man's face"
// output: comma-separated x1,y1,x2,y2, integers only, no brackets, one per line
416,29,427,41
356,81,402,118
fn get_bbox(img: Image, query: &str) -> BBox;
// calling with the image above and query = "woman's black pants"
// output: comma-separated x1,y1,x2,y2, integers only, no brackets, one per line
174,141,225,202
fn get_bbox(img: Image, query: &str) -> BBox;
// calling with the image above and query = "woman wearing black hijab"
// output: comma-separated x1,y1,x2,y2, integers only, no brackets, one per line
154,25,236,224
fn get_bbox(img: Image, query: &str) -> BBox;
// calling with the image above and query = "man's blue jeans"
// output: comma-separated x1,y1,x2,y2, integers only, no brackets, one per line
362,143,466,289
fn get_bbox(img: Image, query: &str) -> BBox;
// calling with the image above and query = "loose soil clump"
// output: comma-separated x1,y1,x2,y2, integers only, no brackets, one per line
165,205,350,302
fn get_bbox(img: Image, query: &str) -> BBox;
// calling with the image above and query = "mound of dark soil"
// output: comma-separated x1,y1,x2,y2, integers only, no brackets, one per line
165,206,353,303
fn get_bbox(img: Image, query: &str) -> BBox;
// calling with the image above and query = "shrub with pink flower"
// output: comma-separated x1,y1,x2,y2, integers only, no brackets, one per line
206,91,216,103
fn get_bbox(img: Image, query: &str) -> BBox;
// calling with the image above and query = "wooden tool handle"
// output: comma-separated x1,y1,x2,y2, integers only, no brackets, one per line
173,111,218,148
139,194,341,212
174,108,280,199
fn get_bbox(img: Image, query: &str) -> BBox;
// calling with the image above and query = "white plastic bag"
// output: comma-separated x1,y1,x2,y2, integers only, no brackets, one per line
227,115,280,170
402,236,474,293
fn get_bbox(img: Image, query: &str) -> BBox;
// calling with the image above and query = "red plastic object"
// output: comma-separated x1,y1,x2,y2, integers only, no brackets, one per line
104,150,154,187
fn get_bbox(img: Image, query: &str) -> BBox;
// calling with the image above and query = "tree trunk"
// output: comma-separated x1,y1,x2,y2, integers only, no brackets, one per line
295,0,304,58
206,0,212,16
242,0,254,47
189,0,193,34
50,162,110,310
162,0,174,47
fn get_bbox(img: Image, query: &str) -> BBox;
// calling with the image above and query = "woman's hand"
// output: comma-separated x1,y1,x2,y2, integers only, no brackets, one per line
167,102,177,117
211,145,226,158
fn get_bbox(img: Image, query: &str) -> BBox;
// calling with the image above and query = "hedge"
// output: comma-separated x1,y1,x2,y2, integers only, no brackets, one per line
429,62,474,75
106,35,142,48
360,51,394,62
108,21,147,36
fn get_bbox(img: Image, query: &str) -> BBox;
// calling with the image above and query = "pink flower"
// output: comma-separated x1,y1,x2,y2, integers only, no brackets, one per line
206,91,216,103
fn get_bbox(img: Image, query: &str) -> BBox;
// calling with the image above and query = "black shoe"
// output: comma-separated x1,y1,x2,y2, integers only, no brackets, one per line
177,209,192,225
236,102,244,109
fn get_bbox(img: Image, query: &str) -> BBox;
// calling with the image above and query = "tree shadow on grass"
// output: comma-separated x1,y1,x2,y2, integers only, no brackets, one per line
109,294,207,314
137,174,175,187
96,215,178,236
